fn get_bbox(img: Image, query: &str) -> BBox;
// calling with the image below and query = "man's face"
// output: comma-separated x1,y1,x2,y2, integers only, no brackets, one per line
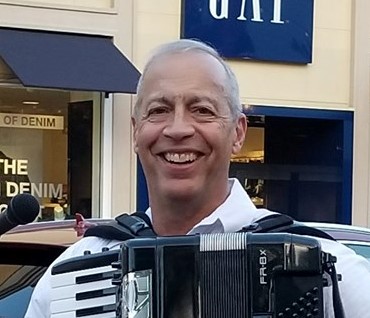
132,52,246,202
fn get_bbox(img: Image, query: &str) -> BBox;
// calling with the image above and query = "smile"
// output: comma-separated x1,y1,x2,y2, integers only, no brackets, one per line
163,152,198,164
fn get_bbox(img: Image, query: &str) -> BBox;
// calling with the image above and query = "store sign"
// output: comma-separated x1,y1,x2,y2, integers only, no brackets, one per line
0,158,63,212
181,0,314,63
0,113,64,130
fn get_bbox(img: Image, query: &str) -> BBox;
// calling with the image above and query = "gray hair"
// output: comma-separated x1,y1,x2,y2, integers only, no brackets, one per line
134,39,242,120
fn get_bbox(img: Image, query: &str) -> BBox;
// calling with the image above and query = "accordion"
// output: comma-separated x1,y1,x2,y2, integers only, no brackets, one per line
51,232,328,318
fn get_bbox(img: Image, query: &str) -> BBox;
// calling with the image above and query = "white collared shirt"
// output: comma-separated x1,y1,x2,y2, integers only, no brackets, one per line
26,179,370,318
145,178,274,234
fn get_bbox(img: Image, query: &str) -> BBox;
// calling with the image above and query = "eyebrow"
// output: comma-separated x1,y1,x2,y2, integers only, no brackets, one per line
146,96,173,106
186,96,217,106
145,95,219,108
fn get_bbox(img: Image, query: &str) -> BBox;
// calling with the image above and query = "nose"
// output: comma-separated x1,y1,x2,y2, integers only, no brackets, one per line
162,107,195,140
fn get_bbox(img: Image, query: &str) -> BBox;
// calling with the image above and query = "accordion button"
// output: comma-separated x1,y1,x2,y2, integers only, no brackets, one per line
305,292,313,298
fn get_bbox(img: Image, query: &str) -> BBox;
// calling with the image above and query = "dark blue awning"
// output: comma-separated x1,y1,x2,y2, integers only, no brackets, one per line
0,28,140,93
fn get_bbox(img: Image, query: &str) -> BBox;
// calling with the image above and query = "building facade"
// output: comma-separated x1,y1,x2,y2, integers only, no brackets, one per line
0,0,369,227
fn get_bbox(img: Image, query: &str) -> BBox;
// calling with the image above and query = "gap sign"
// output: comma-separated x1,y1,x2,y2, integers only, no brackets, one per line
181,0,314,64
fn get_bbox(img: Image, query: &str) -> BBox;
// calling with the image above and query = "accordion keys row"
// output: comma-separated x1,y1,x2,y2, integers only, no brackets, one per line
51,250,119,318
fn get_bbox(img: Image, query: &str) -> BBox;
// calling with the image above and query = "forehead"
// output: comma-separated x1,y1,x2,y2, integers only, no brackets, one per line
142,51,227,92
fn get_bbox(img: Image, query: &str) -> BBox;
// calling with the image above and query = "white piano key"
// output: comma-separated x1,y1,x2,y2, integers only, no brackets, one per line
51,310,116,318
51,265,115,288
51,279,115,301
50,294,116,313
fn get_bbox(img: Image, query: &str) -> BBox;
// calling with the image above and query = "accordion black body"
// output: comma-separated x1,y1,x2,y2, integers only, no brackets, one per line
116,232,326,318
50,232,327,318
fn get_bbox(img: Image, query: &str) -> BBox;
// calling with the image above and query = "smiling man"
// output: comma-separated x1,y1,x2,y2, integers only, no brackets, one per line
131,44,247,235
26,39,370,318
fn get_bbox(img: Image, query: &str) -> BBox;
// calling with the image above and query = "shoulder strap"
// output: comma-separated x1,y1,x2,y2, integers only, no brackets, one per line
84,212,156,240
240,212,336,241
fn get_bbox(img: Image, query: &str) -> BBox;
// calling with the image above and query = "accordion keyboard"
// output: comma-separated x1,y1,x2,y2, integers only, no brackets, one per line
50,249,119,318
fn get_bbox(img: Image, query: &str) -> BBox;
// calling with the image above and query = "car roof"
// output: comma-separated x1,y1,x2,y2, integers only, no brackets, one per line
0,218,112,246
304,222,370,232
304,222,370,242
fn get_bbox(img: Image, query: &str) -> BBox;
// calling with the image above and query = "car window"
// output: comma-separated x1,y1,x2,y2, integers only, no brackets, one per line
0,265,46,318
0,242,65,318
344,243,370,261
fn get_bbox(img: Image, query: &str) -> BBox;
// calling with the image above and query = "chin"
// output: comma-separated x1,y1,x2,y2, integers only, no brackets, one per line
162,183,199,200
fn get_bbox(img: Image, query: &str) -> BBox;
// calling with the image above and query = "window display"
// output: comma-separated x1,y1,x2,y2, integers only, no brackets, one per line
0,87,99,221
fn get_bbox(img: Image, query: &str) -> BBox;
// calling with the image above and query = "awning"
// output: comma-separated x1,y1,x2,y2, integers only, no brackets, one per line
0,28,141,93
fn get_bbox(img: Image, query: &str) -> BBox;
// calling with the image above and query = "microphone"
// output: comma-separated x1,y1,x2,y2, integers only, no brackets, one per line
0,193,40,235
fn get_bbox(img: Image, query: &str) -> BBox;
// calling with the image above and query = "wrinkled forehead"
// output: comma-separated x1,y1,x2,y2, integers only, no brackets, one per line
133,51,231,118
144,51,227,84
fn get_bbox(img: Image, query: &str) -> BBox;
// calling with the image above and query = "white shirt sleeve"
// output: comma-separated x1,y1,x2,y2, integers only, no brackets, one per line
319,238,370,318
24,237,121,318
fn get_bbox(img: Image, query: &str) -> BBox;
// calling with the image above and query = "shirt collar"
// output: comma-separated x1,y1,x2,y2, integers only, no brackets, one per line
145,178,260,234
187,178,258,234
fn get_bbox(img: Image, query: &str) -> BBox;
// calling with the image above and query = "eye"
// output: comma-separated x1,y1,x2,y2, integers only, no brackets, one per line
142,105,171,122
192,106,215,116
147,106,170,116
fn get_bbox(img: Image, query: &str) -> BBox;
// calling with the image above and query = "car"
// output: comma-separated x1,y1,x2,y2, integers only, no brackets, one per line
305,222,370,261
0,215,110,318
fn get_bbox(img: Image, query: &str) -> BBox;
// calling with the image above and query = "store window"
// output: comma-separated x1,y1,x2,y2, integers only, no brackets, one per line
0,87,101,221
229,107,353,224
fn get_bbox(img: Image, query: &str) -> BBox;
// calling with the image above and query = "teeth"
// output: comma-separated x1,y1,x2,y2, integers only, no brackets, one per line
164,152,197,163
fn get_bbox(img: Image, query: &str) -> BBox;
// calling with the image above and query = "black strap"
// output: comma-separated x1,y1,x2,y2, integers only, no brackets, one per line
240,213,336,241
84,212,156,240
322,253,346,318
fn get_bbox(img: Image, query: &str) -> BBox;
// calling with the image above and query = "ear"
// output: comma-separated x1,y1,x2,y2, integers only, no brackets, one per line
131,116,139,153
232,114,247,155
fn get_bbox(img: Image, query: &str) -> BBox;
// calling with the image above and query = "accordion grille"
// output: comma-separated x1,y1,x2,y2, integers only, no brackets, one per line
199,233,249,317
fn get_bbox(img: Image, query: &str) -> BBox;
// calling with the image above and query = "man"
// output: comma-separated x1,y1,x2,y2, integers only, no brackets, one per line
26,39,370,317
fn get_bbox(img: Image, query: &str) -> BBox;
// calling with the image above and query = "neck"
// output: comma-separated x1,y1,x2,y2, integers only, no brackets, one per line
149,182,231,235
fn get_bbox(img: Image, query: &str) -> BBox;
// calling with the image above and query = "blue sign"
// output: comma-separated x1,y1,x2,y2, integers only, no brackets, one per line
181,0,314,64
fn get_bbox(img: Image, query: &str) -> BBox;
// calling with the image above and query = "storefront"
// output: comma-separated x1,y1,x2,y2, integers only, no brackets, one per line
0,27,140,221
2,0,370,227
134,0,364,225
230,106,353,224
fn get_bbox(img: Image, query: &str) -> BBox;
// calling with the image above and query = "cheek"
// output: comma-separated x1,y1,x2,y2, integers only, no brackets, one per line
134,123,161,152
205,123,235,152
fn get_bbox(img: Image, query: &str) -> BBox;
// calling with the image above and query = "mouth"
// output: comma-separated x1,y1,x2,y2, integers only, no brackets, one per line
161,152,199,164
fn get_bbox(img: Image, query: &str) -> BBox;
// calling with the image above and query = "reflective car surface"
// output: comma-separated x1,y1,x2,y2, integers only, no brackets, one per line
0,216,109,318
306,222,370,261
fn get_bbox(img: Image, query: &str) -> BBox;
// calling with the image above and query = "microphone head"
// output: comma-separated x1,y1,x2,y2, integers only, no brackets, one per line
8,193,40,225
